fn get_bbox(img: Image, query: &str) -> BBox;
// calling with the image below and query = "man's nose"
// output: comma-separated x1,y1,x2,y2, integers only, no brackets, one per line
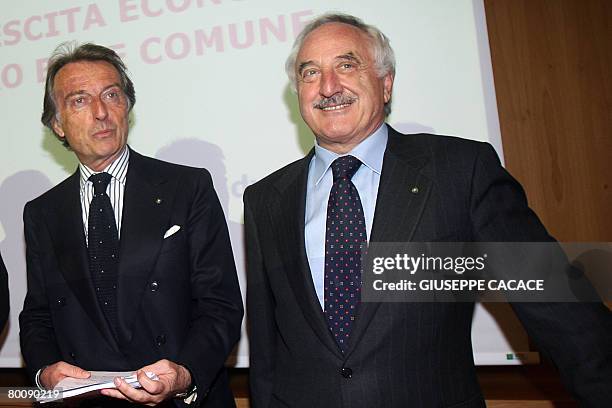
319,69,342,97
92,98,109,121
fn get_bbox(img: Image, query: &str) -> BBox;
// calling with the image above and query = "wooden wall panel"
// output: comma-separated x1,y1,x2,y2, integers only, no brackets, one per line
484,0,612,241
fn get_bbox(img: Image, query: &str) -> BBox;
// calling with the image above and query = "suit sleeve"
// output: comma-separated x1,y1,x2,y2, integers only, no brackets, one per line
176,170,244,400
19,202,63,380
0,252,9,331
244,187,276,408
469,142,612,407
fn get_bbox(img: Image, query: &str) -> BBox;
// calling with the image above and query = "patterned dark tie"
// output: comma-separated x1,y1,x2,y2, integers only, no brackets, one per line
87,172,119,335
324,155,366,352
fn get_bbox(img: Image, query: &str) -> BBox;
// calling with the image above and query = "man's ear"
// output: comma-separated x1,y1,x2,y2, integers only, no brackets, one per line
51,117,65,138
383,73,394,104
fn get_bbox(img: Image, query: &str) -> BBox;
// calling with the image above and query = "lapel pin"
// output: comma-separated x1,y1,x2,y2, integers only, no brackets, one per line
411,186,419,194
155,198,163,204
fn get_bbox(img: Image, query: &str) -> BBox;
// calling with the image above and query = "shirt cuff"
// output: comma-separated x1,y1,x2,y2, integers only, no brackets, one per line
174,364,197,404
183,387,197,404
34,367,47,390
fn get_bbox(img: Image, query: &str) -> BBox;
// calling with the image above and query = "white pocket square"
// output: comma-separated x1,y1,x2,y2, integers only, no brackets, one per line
164,225,181,239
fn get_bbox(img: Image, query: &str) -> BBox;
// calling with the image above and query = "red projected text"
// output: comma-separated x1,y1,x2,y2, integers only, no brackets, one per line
139,11,312,64
119,0,223,21
0,4,106,47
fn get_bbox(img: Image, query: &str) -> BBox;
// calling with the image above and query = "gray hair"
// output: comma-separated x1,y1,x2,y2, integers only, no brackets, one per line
41,42,136,147
285,13,395,115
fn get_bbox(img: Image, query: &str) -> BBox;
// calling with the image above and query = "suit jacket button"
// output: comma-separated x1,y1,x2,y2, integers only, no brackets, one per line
340,367,352,378
57,297,66,307
69,352,76,360
150,281,159,292
156,334,166,346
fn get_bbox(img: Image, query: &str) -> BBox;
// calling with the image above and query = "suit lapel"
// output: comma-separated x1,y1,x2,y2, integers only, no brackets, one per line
48,172,120,351
116,150,171,344
346,126,433,357
272,152,344,360
370,128,432,243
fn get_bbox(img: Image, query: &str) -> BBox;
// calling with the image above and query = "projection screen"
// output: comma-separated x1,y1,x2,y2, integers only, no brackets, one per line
0,0,539,367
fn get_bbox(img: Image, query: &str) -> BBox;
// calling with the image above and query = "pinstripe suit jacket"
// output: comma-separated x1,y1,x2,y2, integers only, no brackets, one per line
20,150,243,407
244,125,612,408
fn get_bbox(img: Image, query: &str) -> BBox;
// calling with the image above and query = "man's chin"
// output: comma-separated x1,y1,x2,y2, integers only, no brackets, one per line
318,125,360,141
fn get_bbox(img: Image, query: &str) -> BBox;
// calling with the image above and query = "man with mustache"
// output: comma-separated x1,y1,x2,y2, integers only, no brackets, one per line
244,13,611,407
19,43,243,407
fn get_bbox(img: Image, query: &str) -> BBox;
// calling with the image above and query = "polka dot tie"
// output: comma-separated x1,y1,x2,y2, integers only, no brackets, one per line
324,155,366,352
88,172,119,335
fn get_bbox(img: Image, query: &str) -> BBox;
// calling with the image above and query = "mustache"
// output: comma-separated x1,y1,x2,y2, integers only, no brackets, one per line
313,94,357,109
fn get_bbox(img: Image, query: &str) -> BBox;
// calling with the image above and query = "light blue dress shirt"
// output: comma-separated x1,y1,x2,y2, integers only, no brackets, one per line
305,124,388,309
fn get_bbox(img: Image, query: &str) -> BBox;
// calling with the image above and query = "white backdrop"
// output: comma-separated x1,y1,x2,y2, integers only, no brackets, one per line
0,0,538,367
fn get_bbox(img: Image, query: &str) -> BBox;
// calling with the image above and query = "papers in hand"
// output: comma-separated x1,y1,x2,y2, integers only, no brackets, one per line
38,371,159,403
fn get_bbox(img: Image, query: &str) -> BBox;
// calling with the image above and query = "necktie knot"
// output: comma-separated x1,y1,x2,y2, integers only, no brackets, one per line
331,155,362,182
89,172,112,195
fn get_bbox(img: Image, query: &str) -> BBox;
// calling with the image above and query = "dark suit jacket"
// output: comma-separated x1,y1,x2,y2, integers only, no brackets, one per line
244,126,612,408
0,252,8,330
20,149,243,407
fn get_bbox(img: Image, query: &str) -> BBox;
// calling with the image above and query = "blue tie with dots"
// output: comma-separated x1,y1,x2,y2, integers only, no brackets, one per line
324,155,366,352
88,172,119,335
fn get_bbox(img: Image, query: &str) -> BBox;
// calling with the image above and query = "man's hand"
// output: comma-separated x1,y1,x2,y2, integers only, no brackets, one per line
100,359,192,406
40,361,90,389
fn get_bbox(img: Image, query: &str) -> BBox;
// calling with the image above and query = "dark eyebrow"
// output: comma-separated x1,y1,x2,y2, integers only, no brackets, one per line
297,60,314,74
297,52,363,74
337,52,361,64
64,90,88,102
63,83,121,102
101,83,122,92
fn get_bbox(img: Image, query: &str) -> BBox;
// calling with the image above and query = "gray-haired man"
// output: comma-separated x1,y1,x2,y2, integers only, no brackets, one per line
244,13,612,408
